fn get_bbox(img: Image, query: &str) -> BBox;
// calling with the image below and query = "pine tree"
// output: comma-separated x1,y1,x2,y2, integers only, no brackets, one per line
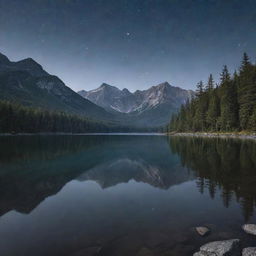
168,53,256,133
206,90,220,131
194,81,207,131
206,74,214,91
249,106,256,131
238,53,256,130
0,100,118,133
219,66,238,131
220,65,230,83
196,80,204,97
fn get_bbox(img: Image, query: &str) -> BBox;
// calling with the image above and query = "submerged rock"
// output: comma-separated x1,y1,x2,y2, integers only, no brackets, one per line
242,247,256,256
242,224,256,236
193,239,240,256
196,226,210,236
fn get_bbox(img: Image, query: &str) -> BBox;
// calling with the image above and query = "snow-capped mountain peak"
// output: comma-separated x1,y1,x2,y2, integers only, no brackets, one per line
78,81,194,117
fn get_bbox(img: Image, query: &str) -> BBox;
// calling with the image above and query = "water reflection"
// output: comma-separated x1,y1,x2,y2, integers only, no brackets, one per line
168,136,256,221
0,135,191,217
0,135,256,256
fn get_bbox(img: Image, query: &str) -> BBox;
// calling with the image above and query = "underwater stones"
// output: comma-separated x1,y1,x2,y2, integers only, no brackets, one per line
242,247,256,256
196,226,210,236
242,224,256,236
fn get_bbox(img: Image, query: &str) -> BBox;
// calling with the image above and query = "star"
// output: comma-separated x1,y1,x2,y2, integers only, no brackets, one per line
126,32,130,36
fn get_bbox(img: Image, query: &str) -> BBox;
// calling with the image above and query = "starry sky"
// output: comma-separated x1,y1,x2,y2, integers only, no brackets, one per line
0,0,256,92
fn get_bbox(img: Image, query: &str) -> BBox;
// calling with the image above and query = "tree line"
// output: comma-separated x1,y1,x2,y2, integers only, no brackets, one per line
168,53,256,132
0,100,143,133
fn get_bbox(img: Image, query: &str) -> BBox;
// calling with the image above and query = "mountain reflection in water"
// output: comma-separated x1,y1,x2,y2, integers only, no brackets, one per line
0,135,255,256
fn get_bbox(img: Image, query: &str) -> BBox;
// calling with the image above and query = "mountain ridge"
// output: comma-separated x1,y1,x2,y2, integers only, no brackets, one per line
0,52,115,122
0,52,194,128
78,81,194,113
78,81,194,126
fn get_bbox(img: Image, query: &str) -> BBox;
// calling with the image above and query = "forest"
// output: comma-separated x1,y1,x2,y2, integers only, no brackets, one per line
167,53,256,132
0,100,139,133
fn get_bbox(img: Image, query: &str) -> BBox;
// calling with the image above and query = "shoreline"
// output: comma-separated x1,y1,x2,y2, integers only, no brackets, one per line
167,132,256,140
0,132,165,136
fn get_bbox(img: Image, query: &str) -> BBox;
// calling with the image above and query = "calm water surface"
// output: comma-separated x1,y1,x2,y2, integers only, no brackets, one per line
0,135,256,256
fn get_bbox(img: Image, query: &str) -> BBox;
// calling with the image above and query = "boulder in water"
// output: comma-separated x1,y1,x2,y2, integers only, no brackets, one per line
242,224,256,236
195,226,210,236
193,239,240,256
242,247,256,256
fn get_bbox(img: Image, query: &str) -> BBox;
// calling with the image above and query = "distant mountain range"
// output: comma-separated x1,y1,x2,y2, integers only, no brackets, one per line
78,82,194,114
78,82,194,126
0,52,194,128
0,52,113,121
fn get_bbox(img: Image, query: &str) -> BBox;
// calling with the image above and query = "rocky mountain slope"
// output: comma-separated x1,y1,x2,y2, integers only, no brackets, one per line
0,53,113,121
0,52,194,128
79,83,138,113
78,82,194,126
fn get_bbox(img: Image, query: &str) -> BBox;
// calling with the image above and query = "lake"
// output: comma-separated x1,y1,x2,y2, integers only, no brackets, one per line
0,135,256,256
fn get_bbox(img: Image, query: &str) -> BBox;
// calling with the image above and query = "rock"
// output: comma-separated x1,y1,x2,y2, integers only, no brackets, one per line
193,239,240,256
242,224,256,236
242,247,256,256
196,226,210,236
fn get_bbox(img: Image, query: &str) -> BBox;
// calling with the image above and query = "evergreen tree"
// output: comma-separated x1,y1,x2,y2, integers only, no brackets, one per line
168,53,255,133
0,100,146,133
206,90,220,131
238,53,256,130
196,80,204,97
194,81,208,131
219,66,238,131
206,74,214,91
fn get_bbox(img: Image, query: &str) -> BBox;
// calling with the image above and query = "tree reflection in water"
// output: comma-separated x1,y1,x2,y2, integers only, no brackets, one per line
168,136,256,221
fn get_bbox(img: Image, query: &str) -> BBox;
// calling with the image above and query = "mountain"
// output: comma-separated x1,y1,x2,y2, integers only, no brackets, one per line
78,82,194,126
0,52,194,128
78,83,137,113
0,53,113,121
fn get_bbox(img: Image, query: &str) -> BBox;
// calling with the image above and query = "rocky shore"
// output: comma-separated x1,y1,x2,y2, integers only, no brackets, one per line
193,224,256,256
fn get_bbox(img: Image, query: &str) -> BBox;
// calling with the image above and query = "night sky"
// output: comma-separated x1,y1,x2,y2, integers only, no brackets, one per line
1,0,256,91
